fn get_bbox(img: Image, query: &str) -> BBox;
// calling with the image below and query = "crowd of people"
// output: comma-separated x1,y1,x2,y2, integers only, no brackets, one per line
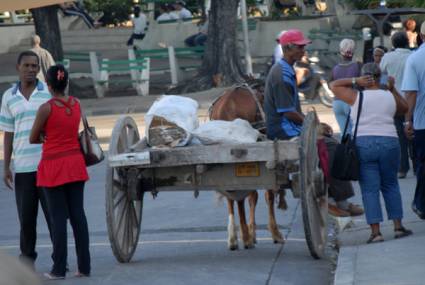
266,22,425,243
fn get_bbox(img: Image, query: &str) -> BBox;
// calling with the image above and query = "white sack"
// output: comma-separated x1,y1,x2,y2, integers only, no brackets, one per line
145,95,199,147
192,119,259,145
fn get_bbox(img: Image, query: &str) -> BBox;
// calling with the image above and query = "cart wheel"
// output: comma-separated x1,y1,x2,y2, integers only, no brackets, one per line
106,116,143,263
299,111,328,259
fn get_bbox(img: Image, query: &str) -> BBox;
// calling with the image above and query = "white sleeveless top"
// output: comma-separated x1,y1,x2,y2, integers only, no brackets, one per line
350,89,397,138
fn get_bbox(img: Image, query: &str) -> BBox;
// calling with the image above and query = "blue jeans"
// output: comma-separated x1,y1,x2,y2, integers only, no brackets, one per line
333,99,352,136
356,136,403,224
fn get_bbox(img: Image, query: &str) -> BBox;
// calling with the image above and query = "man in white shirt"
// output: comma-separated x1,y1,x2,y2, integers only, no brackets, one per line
380,31,412,179
273,30,286,64
156,4,171,22
127,6,148,48
0,51,52,265
174,1,192,19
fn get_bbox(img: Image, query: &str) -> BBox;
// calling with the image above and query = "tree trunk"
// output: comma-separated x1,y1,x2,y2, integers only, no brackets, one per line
31,5,63,61
170,0,246,93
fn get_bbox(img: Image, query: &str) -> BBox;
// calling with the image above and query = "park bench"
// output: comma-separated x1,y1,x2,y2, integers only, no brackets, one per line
128,45,204,85
92,56,150,98
57,51,101,78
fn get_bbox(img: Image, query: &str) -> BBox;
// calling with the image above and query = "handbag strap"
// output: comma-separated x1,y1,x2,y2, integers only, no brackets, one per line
352,91,364,142
51,97,91,131
341,91,363,141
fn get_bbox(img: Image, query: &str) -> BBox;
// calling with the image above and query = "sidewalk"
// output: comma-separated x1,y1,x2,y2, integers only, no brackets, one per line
334,174,425,285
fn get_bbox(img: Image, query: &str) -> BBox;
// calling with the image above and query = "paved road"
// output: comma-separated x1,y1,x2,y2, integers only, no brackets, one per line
0,106,338,285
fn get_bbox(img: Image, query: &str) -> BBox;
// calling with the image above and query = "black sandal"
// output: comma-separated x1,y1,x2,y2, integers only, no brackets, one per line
366,232,384,244
394,227,413,239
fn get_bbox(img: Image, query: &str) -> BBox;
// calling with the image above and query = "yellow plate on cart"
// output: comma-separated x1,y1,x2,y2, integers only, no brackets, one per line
235,163,260,177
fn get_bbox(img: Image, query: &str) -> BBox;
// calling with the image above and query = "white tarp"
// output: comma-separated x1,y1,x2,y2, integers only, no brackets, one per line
145,95,199,148
192,119,260,145
0,1,64,12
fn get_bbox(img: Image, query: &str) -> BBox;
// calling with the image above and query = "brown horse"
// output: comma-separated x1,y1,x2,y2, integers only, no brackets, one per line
209,83,286,250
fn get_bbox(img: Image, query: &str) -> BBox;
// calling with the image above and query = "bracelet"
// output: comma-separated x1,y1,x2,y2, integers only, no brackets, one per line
403,121,412,126
351,77,356,88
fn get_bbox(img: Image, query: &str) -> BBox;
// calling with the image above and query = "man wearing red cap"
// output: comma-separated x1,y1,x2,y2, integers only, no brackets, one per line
264,29,364,217
264,29,311,140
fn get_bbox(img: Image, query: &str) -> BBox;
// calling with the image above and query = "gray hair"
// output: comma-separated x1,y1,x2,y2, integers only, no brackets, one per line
31,35,41,46
361,62,381,78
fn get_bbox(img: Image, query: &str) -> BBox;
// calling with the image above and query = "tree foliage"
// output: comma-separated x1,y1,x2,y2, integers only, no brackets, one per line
84,0,133,25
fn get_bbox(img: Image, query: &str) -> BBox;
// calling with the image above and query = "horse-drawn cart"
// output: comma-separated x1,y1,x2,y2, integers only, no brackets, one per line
105,111,328,263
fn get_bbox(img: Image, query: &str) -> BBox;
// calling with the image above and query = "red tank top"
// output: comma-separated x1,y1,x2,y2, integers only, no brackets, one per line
37,96,89,187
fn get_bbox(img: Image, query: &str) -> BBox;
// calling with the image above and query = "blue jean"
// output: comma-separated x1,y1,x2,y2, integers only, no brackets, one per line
356,136,403,224
332,99,352,136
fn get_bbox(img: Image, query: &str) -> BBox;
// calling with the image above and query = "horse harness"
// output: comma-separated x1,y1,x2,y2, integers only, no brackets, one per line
209,84,266,132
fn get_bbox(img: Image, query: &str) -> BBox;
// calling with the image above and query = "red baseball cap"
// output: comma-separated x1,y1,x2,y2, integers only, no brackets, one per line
279,29,311,46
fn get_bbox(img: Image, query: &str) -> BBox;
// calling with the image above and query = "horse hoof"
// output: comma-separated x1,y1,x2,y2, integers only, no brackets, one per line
244,244,255,249
273,238,285,244
229,244,239,251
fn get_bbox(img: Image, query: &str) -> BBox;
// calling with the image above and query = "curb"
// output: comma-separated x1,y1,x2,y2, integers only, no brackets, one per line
333,246,357,285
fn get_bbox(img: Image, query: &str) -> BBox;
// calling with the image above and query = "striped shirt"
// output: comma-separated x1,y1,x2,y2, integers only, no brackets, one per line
0,81,51,173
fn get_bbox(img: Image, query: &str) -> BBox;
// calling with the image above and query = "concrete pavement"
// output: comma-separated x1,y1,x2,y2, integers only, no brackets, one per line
334,173,425,285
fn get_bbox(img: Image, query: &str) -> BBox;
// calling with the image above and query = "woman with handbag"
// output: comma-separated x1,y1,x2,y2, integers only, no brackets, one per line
30,65,90,279
330,63,412,244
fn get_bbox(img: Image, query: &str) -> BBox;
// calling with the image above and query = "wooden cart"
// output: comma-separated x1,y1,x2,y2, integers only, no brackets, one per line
105,111,328,263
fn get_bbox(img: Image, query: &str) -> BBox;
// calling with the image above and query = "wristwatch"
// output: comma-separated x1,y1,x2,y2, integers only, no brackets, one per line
351,77,356,88
403,121,412,126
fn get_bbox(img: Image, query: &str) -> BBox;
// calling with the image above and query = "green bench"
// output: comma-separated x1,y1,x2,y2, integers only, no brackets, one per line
129,46,204,85
57,51,101,74
93,57,150,97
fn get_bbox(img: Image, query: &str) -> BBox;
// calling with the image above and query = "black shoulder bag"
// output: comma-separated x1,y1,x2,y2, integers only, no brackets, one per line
331,91,363,181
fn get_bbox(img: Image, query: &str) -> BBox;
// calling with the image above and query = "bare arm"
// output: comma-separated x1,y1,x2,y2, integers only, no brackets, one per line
330,76,373,105
404,91,417,140
3,132,13,190
283,111,304,125
29,103,51,144
387,76,408,115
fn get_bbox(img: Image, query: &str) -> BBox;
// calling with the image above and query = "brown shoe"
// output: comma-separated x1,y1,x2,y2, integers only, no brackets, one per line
328,204,350,217
348,203,364,216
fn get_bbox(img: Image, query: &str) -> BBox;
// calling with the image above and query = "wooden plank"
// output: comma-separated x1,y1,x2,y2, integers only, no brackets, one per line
108,140,299,168
109,151,150,167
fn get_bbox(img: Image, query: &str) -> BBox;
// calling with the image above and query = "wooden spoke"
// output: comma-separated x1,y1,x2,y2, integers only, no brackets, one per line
113,191,126,209
106,116,143,263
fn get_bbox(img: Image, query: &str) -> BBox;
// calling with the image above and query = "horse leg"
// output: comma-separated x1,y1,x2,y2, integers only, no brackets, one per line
248,191,258,244
237,198,254,249
265,190,285,244
227,198,238,250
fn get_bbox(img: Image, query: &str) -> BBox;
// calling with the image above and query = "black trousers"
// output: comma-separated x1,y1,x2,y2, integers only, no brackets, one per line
44,181,90,276
14,172,52,262
413,129,425,216
324,136,355,202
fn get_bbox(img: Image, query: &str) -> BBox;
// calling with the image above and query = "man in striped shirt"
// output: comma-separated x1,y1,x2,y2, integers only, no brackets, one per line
0,50,52,265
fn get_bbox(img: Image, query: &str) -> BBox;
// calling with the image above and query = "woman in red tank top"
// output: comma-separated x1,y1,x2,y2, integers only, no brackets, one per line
30,65,90,280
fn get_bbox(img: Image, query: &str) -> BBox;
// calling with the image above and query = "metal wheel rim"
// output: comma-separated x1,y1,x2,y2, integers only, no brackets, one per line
318,86,333,108
106,116,143,263
299,111,328,259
